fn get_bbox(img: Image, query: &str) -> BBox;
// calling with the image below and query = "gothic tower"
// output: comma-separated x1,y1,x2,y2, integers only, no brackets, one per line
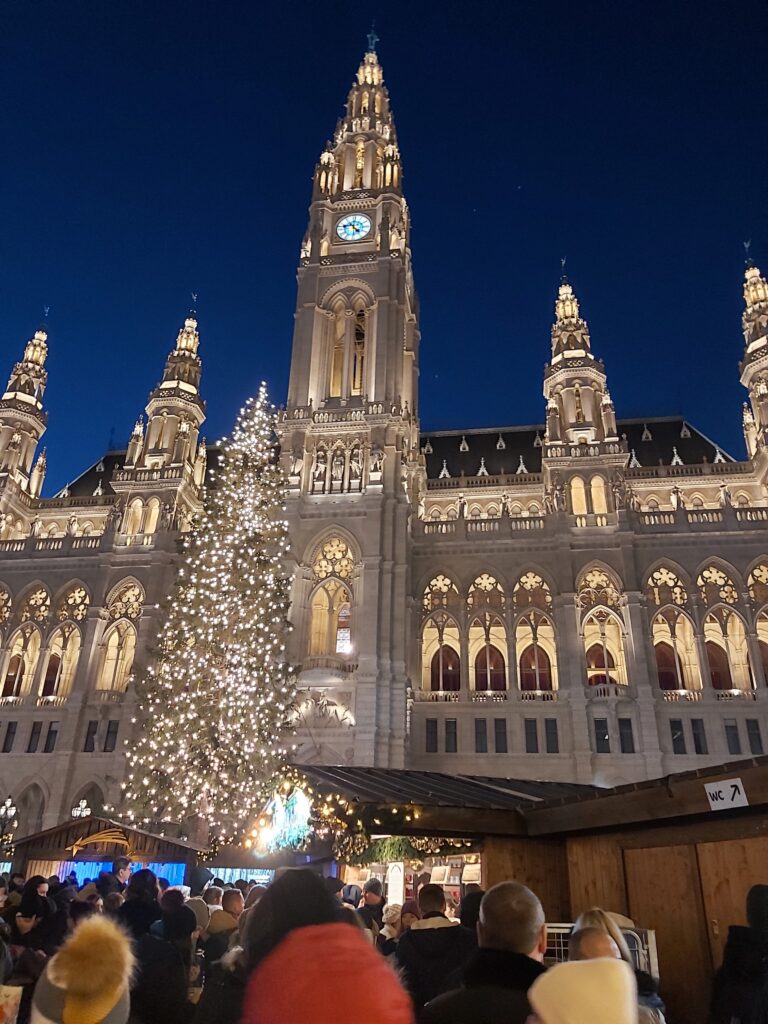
0,328,49,500
740,260,768,460
278,39,420,768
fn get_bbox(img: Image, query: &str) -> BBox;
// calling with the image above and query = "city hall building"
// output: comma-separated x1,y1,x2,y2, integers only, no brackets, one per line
1,46,768,833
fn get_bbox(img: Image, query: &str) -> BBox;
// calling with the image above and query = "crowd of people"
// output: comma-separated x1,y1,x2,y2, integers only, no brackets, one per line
0,857,764,1023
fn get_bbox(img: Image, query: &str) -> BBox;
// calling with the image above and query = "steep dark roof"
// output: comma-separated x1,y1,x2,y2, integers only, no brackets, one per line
55,447,221,499
298,764,594,811
421,416,734,481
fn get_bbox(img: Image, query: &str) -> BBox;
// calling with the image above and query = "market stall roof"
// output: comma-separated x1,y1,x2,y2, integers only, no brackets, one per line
298,765,595,812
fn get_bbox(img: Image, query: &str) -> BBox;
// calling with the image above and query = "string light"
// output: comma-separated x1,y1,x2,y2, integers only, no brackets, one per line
121,383,297,849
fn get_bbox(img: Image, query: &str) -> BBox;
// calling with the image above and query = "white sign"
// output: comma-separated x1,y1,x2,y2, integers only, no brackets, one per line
704,777,749,811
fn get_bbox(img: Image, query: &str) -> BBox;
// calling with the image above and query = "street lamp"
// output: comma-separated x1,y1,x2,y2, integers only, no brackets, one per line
71,799,91,819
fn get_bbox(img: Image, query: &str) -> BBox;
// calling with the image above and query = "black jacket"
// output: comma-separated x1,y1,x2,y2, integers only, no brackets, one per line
131,934,194,1024
193,956,247,1024
395,914,477,1015
116,898,162,940
710,925,768,1024
357,901,384,932
422,948,547,1024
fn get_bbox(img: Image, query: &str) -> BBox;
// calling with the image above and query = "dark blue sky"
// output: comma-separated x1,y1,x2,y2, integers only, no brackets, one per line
1,1,767,493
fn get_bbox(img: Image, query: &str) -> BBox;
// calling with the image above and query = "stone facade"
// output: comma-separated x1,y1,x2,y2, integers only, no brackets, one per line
1,46,768,834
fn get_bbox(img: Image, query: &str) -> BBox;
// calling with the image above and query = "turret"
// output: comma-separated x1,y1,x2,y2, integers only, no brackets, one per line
543,278,615,444
740,260,768,451
0,328,49,492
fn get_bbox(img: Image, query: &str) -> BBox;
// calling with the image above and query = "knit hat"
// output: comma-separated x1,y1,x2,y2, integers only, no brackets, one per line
161,904,198,941
31,915,134,1024
401,899,421,920
363,878,383,898
242,922,414,1024
529,958,637,1024
382,903,402,927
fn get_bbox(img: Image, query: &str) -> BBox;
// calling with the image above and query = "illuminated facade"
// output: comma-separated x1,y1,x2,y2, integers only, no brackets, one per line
1,45,768,833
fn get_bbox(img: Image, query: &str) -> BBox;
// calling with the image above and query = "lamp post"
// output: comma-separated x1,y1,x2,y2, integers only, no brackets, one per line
0,796,17,860
71,799,91,819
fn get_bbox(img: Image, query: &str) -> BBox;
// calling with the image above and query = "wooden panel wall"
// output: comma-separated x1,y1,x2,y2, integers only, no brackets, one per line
484,836,569,920
697,835,768,967
566,835,627,917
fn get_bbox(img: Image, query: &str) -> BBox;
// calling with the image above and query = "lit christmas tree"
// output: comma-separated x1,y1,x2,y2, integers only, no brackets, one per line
122,383,296,847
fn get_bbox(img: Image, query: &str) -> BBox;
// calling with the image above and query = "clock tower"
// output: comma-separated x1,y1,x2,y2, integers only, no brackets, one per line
278,40,421,768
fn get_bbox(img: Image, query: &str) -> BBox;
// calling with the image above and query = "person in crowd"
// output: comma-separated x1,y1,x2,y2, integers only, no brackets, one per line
9,875,66,955
378,903,403,955
131,902,198,1024
528,957,638,1024
401,899,421,931
395,883,476,1015
574,906,665,1021
710,883,768,1024
569,926,621,962
238,869,414,1024
103,891,125,916
357,877,385,933
324,876,345,902
342,881,362,908
68,900,98,930
458,890,484,932
203,886,223,911
205,889,244,968
186,892,211,933
7,873,27,907
422,881,547,1024
29,914,134,1024
116,868,161,940
96,857,132,899
65,872,78,889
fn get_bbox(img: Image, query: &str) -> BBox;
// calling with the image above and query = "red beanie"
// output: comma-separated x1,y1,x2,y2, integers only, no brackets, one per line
242,922,415,1024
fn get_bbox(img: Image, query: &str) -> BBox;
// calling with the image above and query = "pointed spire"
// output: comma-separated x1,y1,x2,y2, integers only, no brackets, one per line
550,279,592,361
154,313,203,400
741,259,768,371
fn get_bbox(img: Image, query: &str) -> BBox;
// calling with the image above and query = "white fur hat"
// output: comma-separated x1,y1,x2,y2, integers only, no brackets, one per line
529,957,638,1024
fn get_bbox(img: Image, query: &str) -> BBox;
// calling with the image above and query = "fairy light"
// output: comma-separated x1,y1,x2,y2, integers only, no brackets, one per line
121,383,297,848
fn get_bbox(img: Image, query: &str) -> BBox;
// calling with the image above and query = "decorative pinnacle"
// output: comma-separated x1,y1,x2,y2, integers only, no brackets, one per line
367,23,379,52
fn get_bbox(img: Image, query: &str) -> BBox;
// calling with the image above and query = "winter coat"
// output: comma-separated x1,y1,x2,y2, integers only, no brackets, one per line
241,922,414,1024
29,915,134,1024
130,934,193,1024
193,949,247,1024
116,899,161,941
710,925,768,1024
357,901,384,932
421,947,546,1024
395,913,477,1015
96,873,125,899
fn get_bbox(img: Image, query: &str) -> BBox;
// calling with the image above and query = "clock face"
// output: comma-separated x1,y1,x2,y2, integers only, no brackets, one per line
336,213,372,242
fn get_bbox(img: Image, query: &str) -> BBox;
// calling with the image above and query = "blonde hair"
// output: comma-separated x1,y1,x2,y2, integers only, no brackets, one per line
573,907,632,964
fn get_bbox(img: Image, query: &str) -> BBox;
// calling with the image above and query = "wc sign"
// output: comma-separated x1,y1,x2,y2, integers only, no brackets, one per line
704,777,749,811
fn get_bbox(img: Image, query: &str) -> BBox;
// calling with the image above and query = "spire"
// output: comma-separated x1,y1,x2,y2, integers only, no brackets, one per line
2,328,49,412
551,279,592,361
154,313,203,400
313,46,401,197
739,257,768,454
0,327,50,492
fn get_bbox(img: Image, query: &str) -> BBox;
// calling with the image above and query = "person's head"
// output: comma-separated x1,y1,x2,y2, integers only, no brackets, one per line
459,889,485,931
573,908,632,964
245,885,267,910
69,900,98,930
242,868,341,972
48,875,61,890
382,903,402,936
362,878,383,906
222,888,245,919
85,893,104,913
235,879,249,895
33,876,49,897
204,885,223,907
324,876,344,902
747,884,768,932
112,857,132,885
103,891,125,914
161,904,198,963
477,882,547,960
417,883,446,916
157,877,171,894
400,899,421,931
160,889,186,912
125,868,158,904
10,873,24,893
529,958,638,1024
569,926,622,962
212,877,225,887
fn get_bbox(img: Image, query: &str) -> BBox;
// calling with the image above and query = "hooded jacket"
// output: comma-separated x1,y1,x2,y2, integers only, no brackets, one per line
242,922,414,1024
710,925,768,1024
30,915,134,1024
421,948,546,1024
395,914,477,1014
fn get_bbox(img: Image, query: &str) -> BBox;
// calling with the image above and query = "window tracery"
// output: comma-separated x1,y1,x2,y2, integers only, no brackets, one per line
516,610,557,691
20,587,51,624
0,587,10,625
651,609,699,691
697,564,740,606
645,566,688,607
423,575,459,614
512,572,552,611
577,569,621,614
97,620,136,692
108,582,144,621
57,585,90,622
467,574,505,611
312,536,354,581
2,624,40,698
748,562,768,608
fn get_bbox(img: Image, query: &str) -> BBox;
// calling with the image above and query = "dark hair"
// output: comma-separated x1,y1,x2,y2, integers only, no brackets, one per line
157,878,170,893
112,857,131,875
212,878,225,887
418,884,446,915
20,876,51,919
125,868,158,904
243,869,341,972
70,901,97,926
459,889,485,930
160,889,185,912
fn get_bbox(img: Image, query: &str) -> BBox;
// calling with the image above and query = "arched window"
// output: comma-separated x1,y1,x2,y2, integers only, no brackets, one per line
431,645,460,691
107,581,145,621
143,498,161,535
703,608,753,691
475,645,506,691
330,308,345,398
747,562,768,609
651,609,700,691
123,499,144,537
583,610,627,686
519,644,552,691
2,626,40,698
41,625,81,699
705,640,733,690
309,580,353,656
697,564,740,607
423,574,459,615
577,567,621,612
57,584,90,623
654,642,679,691
468,574,505,612
97,621,137,692
512,572,552,612
350,309,366,395
645,566,688,608
40,655,61,698
590,475,608,515
585,642,617,686
2,655,24,698
570,476,588,515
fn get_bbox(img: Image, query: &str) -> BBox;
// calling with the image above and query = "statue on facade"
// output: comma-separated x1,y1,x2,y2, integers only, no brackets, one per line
553,477,567,513
160,503,174,529
290,446,304,477
612,472,626,511
105,501,122,533
543,489,554,515
66,513,78,537
30,515,42,538
457,493,467,519
719,482,732,508
313,449,327,482
670,485,684,511
331,449,345,482
370,445,384,475
349,447,362,482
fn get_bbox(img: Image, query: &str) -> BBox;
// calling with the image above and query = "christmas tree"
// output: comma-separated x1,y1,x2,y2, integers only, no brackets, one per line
122,383,296,847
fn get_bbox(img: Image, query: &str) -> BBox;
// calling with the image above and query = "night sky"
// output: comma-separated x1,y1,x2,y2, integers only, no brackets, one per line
1,1,767,493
